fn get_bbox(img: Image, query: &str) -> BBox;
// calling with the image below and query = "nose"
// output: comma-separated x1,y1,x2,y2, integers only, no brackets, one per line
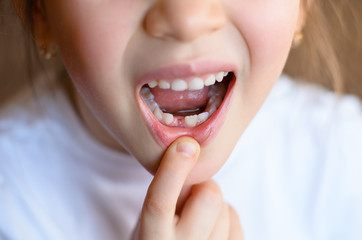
144,0,226,42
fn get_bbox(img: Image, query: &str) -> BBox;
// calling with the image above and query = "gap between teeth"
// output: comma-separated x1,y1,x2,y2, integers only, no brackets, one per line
149,71,228,91
141,84,226,128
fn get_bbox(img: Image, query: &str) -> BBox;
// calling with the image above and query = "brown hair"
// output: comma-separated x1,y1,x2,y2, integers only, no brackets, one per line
284,0,362,97
10,0,362,98
11,0,35,34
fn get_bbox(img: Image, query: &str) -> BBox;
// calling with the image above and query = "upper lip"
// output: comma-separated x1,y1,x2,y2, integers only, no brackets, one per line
135,61,237,89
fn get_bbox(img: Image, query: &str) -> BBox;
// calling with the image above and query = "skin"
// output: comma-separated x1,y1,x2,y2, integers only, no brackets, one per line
33,0,305,181
29,0,307,238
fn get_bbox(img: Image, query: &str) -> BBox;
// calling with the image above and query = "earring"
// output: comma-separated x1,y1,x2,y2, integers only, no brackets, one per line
39,43,57,59
292,32,304,48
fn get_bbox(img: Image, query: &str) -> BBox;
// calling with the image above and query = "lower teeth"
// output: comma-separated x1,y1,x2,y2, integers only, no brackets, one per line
141,84,226,128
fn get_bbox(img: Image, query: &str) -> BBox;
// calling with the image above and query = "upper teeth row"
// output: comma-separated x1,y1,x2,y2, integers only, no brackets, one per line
148,72,228,91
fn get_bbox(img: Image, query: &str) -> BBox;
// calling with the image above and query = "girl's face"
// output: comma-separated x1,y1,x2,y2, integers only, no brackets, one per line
39,0,303,183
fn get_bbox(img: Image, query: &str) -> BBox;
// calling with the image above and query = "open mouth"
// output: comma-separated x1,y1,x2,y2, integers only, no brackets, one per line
136,63,236,147
140,71,234,128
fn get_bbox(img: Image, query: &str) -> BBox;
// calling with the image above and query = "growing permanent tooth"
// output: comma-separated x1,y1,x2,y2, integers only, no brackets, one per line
189,77,204,91
208,83,226,97
148,80,158,88
224,72,229,77
153,107,163,121
141,87,154,100
197,112,209,123
163,113,174,125
204,75,216,86
216,72,224,82
159,80,170,89
171,79,188,91
208,106,217,115
205,95,222,115
141,87,149,95
209,95,223,106
185,115,198,127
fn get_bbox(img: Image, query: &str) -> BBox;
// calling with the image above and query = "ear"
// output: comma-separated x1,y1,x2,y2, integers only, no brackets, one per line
32,0,54,47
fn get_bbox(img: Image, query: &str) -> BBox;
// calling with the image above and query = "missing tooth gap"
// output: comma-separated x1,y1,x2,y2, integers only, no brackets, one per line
161,106,206,116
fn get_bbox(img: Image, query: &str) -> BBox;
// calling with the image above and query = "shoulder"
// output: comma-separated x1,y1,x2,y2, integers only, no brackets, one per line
228,75,362,238
264,75,362,148
267,75,362,122
0,80,70,160
269,75,362,227
243,74,362,199
256,75,362,164
0,87,43,152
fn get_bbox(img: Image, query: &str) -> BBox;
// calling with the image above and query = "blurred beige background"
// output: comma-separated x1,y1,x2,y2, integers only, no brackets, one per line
0,0,62,107
0,0,30,105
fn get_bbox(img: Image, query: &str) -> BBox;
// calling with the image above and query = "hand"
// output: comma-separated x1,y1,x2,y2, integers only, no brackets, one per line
132,136,244,240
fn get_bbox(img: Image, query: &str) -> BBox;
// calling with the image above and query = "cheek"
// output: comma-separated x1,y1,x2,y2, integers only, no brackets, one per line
43,1,164,160
228,1,300,73
226,0,300,109
46,1,139,89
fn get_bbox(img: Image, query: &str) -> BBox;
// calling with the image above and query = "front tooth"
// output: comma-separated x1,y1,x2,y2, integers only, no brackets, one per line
148,80,158,88
185,115,198,127
204,74,216,86
189,77,204,91
163,113,174,125
216,72,224,82
154,107,163,121
159,80,170,89
197,112,209,123
224,72,229,77
171,79,188,91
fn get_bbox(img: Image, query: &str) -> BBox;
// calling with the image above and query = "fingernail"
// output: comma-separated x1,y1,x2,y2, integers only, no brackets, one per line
176,141,197,158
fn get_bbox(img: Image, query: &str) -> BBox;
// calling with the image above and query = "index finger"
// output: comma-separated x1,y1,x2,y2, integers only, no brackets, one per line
141,137,200,236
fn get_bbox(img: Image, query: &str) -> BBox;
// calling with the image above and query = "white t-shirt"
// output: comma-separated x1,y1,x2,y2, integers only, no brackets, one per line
0,75,361,240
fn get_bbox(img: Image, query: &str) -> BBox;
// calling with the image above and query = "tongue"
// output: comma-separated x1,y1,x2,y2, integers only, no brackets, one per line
151,87,210,113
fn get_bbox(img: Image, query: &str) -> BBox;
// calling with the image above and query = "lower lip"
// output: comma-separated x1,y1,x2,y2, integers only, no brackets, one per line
137,76,236,148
